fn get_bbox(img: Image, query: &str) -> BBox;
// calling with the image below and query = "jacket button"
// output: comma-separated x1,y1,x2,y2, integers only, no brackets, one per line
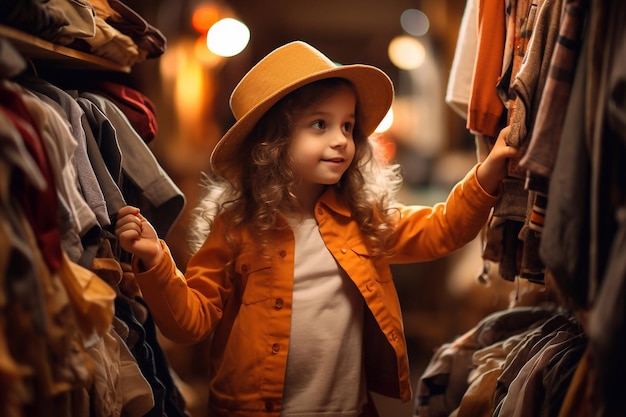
271,343,280,354
241,264,248,273
265,401,274,411
340,248,347,254
278,249,287,258
366,282,374,292
317,207,324,215
274,298,283,309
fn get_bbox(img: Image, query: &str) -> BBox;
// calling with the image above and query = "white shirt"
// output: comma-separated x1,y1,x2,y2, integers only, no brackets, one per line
281,217,367,417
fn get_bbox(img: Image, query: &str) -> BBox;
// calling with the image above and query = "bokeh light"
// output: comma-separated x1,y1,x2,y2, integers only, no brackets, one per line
206,18,250,57
388,36,426,70
400,9,430,36
194,34,223,68
191,5,220,33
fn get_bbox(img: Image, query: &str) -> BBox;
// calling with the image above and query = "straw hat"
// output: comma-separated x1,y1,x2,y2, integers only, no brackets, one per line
210,40,394,179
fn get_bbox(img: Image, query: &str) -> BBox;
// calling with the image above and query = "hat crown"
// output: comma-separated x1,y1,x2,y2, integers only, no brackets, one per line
230,41,337,120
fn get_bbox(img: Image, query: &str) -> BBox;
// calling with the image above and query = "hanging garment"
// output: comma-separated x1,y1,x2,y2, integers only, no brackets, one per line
466,0,507,137
79,92,185,240
93,80,159,143
416,306,557,417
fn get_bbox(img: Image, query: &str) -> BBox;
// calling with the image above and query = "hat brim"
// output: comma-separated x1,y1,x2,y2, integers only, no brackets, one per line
210,64,393,180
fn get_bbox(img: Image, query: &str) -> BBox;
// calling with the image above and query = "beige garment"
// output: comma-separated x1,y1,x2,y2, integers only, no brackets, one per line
47,0,97,45
446,0,478,119
86,325,154,417
83,16,141,66
59,251,117,347
86,0,121,19
456,368,501,417
282,218,366,416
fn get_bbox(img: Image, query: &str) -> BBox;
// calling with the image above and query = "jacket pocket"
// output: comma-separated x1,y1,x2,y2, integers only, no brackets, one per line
347,241,393,283
235,253,272,304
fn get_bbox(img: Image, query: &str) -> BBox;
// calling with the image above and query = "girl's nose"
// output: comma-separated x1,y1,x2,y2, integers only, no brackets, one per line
330,128,349,147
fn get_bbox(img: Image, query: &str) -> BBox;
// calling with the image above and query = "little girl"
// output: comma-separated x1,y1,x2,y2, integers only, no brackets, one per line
115,41,517,417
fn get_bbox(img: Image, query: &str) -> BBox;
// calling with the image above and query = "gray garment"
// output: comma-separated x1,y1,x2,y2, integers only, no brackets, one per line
16,85,95,264
17,79,105,267
21,76,111,228
74,95,126,218
80,92,185,239
55,190,83,263
76,91,123,184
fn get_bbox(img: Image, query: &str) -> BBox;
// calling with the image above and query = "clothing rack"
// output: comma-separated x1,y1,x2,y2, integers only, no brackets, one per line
416,0,626,416
0,4,190,416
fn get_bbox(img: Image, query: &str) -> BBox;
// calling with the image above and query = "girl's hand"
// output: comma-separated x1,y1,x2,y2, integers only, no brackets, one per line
476,125,519,195
115,205,163,269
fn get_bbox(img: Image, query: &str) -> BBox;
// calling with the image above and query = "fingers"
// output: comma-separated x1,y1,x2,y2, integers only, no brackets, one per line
116,217,142,242
491,125,519,157
116,216,141,234
503,145,520,158
493,125,511,147
118,205,140,217
115,206,143,242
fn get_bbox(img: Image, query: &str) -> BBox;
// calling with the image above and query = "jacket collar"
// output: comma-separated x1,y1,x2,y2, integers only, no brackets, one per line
317,186,352,218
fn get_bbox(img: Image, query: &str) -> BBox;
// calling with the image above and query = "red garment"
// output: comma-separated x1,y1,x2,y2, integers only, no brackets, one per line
0,84,62,271
95,81,158,143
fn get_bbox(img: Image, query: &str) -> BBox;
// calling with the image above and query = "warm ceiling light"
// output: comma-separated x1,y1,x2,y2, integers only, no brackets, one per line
206,18,250,57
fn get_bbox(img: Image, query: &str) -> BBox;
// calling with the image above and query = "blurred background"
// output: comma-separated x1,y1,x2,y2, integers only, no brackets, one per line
116,1,524,415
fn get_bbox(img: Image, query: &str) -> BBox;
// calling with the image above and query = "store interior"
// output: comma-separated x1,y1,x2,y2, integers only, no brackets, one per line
116,1,533,415
4,0,622,416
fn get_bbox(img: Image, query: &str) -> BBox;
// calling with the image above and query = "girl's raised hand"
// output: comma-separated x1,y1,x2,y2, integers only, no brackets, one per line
115,205,163,269
476,125,519,195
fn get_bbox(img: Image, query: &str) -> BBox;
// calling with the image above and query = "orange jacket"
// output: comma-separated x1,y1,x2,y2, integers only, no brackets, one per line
133,164,498,417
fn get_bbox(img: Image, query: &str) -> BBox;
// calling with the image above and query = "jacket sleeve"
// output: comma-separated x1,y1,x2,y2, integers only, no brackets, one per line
132,216,234,344
387,164,499,263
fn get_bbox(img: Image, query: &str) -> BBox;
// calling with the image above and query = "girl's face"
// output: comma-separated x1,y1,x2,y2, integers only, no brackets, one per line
288,85,357,198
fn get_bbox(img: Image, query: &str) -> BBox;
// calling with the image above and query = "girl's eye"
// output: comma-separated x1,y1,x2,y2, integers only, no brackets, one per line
342,122,354,133
312,120,326,130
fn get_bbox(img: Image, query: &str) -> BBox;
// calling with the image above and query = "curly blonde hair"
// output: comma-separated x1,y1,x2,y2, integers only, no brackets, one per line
188,78,402,259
